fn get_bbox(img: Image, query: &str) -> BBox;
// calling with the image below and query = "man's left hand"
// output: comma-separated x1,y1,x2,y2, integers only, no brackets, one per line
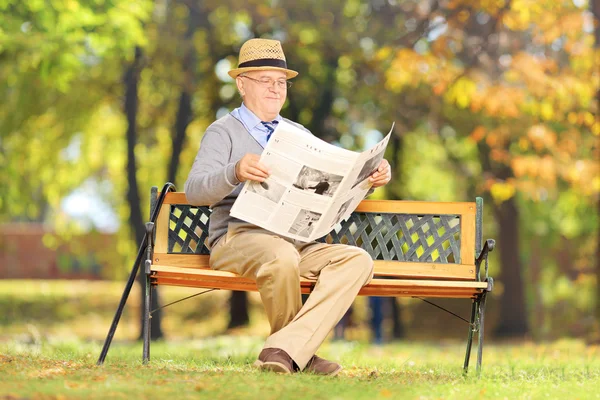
368,159,391,188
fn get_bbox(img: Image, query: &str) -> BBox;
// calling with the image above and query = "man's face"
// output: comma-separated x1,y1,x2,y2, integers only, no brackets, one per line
237,70,288,120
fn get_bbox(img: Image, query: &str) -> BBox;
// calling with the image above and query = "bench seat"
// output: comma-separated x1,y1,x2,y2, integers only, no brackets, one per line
151,264,488,298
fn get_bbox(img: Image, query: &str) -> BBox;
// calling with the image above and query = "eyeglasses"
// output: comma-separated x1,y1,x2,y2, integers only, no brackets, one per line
240,75,292,89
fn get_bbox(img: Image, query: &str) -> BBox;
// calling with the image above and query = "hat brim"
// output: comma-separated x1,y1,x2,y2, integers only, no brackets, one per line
228,66,298,79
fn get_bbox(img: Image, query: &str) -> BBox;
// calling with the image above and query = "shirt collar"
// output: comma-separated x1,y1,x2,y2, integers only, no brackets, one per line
239,102,282,129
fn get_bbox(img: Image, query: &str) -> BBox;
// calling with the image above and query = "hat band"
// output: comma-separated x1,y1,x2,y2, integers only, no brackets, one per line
238,58,288,69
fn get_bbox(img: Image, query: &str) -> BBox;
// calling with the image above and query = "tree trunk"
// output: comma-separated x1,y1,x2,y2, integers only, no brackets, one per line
167,91,192,185
166,1,199,185
227,291,250,329
124,46,163,340
492,196,529,337
530,236,544,340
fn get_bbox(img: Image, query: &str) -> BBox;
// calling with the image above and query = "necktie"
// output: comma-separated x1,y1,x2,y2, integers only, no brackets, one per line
261,121,278,142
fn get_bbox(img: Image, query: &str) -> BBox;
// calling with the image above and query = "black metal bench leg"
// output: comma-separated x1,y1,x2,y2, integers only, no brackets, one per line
463,299,478,373
142,222,155,364
142,270,151,363
476,292,488,375
97,236,148,365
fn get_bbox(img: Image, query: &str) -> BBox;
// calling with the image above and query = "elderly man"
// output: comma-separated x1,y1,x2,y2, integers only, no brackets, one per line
185,38,391,376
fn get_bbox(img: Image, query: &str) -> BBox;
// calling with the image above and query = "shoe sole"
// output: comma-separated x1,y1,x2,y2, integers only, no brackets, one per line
253,359,292,374
307,365,342,377
328,365,343,377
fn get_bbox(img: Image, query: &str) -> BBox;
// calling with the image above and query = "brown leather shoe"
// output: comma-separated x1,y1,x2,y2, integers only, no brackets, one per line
304,355,342,376
253,348,295,374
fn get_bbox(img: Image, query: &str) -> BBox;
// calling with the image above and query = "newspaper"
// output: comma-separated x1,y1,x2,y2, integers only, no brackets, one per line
230,121,393,242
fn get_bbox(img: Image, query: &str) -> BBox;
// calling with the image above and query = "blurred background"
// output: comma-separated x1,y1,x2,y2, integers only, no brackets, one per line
0,0,598,347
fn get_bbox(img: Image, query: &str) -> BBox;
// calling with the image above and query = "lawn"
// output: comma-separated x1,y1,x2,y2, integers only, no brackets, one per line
1,338,600,399
1,280,600,399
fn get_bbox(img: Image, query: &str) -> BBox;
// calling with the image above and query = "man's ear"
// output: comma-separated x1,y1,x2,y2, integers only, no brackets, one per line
236,77,245,97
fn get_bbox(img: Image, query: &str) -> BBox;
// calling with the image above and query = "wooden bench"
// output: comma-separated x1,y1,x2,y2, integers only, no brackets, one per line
98,183,495,373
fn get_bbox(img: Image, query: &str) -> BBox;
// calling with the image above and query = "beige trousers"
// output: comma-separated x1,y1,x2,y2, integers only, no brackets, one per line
210,223,374,370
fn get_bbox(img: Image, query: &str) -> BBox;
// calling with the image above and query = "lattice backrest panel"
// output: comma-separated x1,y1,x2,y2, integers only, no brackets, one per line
168,205,212,255
317,213,461,263
166,205,462,263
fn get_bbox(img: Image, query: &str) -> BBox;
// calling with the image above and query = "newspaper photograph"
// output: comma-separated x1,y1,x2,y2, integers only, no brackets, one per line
230,120,393,242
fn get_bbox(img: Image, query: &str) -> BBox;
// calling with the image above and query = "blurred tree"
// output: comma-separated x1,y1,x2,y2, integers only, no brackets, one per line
0,1,150,225
591,0,600,328
384,0,598,337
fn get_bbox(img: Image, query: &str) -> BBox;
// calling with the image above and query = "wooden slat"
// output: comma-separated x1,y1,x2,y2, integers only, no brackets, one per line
152,276,482,298
154,204,171,254
154,277,315,294
153,265,256,284
162,193,477,218
354,199,476,216
366,278,487,289
152,254,476,280
460,205,476,265
372,261,475,280
358,288,479,298
153,253,211,268
163,192,192,205
151,265,486,289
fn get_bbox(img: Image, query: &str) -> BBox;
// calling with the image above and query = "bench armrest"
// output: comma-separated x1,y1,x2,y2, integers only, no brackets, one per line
475,239,495,281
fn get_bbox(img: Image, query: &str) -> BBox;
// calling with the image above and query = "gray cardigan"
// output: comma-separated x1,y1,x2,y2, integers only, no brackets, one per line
184,113,309,248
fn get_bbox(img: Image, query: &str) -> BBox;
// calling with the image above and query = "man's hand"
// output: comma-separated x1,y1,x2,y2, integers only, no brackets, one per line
368,159,391,188
235,154,270,183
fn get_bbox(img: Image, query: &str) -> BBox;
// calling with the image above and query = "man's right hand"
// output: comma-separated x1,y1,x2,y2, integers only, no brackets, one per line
235,154,270,183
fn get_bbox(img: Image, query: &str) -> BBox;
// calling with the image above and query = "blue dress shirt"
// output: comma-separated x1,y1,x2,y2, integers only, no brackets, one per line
230,103,282,148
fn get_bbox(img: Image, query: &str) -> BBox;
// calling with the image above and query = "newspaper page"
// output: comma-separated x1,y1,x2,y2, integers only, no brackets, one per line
230,121,393,242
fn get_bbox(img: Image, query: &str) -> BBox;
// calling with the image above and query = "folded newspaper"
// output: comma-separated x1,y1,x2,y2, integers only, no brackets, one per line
230,121,393,242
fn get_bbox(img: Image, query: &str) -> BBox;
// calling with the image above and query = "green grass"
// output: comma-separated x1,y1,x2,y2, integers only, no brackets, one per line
2,280,600,399
2,338,600,399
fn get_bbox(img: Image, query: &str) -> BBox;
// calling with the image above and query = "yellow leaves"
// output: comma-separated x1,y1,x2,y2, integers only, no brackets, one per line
457,9,470,23
479,86,524,118
445,76,477,109
490,181,516,204
582,112,595,127
375,46,393,62
539,101,554,120
518,137,529,151
386,49,461,93
509,53,551,97
502,4,530,31
509,154,557,200
564,160,600,195
510,155,555,185
526,125,556,151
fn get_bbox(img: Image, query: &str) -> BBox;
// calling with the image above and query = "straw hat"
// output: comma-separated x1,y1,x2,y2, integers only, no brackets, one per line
229,38,298,79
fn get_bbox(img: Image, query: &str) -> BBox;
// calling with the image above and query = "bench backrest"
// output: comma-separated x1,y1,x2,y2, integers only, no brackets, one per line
152,192,483,281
